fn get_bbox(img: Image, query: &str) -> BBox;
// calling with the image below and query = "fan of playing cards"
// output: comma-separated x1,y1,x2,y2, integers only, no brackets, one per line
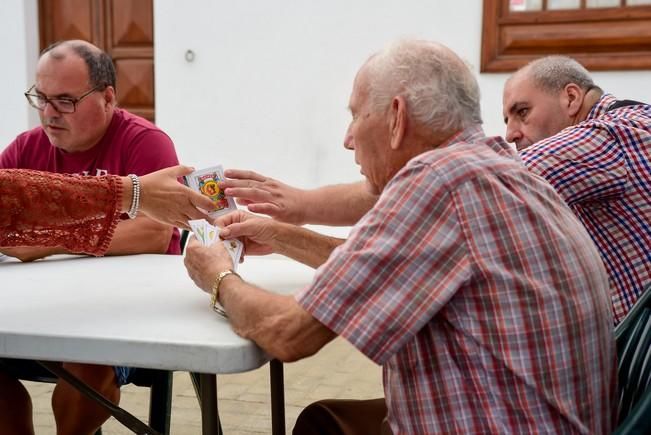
184,165,243,269
188,219,244,270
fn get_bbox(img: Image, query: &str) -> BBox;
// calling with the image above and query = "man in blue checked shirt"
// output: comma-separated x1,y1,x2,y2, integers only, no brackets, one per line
503,55,651,324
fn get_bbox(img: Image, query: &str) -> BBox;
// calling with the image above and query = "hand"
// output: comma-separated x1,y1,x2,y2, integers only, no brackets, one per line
214,210,278,256
220,169,307,224
137,166,215,229
0,247,64,262
184,236,234,294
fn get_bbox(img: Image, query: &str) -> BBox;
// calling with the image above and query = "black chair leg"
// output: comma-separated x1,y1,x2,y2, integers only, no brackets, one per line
149,372,173,434
270,359,286,435
190,372,224,435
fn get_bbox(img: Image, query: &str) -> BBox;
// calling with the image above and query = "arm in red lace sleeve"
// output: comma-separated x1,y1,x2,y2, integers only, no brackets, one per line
0,169,122,256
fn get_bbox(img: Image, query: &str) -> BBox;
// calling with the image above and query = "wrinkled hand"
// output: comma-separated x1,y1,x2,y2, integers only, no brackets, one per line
214,210,278,256
184,236,234,294
139,166,215,229
220,169,307,224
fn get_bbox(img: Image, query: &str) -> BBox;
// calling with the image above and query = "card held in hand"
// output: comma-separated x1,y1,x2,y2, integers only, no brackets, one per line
183,165,237,217
187,218,243,271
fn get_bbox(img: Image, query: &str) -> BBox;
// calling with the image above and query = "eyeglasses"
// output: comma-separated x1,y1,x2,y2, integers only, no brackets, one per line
24,85,101,114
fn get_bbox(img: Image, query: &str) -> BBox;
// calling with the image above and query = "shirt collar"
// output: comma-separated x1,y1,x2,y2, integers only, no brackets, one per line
440,124,519,161
439,124,486,148
586,93,617,120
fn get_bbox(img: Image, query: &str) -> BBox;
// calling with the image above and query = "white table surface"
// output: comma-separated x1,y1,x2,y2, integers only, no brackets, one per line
0,254,315,374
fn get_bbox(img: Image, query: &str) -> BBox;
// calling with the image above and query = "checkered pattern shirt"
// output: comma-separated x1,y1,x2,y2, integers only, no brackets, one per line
297,127,616,434
520,94,651,324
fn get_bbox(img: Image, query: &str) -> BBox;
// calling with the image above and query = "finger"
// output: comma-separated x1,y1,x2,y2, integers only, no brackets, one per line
223,169,267,182
219,222,248,239
247,203,281,217
235,198,254,206
183,251,192,268
178,215,201,230
219,178,258,189
169,165,197,177
187,190,216,210
223,187,273,202
175,219,190,230
186,237,201,249
213,210,242,228
185,206,210,222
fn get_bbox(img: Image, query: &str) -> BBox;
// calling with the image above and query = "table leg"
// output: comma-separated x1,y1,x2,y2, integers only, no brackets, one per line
198,373,222,435
270,359,286,435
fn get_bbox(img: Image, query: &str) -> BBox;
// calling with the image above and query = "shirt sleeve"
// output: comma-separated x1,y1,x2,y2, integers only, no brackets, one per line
296,161,471,365
520,123,627,206
0,169,122,255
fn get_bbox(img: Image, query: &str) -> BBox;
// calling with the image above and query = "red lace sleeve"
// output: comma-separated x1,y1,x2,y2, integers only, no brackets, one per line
0,169,123,256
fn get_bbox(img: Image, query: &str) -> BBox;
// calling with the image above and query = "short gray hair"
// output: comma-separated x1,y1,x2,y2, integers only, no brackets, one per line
520,55,601,94
364,39,482,133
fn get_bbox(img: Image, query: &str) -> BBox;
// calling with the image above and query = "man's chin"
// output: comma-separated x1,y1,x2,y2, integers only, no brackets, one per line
515,140,533,151
45,135,74,152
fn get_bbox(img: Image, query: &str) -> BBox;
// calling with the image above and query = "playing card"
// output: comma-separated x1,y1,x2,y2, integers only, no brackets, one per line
188,219,207,245
187,219,243,269
222,237,243,270
183,165,237,217
205,223,219,245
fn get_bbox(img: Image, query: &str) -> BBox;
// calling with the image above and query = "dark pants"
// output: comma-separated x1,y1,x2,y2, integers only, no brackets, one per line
293,398,392,435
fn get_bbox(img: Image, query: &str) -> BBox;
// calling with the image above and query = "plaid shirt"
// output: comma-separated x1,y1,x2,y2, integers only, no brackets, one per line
297,127,616,434
520,94,651,324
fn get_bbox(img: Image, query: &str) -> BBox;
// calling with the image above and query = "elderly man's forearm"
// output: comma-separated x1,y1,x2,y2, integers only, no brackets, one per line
220,278,336,362
271,222,345,268
303,181,377,226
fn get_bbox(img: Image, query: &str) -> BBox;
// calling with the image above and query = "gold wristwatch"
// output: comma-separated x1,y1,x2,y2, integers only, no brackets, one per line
211,269,240,317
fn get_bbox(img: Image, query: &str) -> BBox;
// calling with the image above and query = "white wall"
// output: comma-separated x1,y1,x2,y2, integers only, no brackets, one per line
1,1,649,188
154,0,651,188
0,0,39,147
154,0,488,187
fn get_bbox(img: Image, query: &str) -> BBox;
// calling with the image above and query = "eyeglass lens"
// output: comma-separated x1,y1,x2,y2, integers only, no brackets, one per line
27,94,76,113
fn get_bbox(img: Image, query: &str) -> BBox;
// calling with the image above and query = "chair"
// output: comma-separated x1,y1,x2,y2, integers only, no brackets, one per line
613,285,651,434
180,228,190,254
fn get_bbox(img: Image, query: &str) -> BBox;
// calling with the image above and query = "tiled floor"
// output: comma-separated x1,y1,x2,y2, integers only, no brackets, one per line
26,338,383,434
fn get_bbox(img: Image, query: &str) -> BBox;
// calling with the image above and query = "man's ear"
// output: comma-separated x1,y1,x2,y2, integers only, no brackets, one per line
563,83,584,117
103,86,117,109
389,96,407,150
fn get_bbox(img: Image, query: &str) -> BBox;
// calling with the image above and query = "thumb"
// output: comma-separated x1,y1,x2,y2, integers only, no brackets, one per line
220,222,250,240
169,165,196,177
219,226,232,239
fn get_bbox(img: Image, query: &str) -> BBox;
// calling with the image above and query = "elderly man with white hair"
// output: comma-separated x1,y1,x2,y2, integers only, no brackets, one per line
184,40,616,434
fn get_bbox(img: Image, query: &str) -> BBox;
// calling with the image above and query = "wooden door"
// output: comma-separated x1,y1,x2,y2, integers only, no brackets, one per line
39,0,156,121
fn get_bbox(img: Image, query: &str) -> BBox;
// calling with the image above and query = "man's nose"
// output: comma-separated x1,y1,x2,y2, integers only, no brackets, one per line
42,101,60,118
343,128,354,150
505,123,522,144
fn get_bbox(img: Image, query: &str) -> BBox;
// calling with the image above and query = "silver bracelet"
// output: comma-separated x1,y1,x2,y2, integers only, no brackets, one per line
126,174,141,219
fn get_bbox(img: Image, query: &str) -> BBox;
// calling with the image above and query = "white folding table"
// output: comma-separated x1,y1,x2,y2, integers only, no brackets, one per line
0,254,315,434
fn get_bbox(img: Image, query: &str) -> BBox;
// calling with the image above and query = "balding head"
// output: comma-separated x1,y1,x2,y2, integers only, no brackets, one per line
508,55,601,97
41,40,116,90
